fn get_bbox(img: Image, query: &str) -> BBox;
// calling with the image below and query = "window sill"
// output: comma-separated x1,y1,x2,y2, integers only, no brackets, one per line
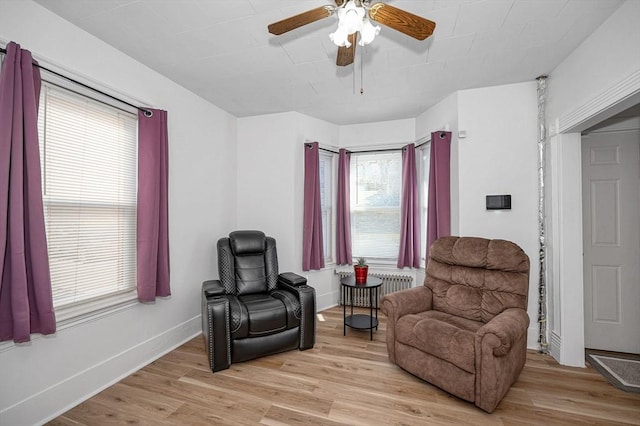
55,290,139,329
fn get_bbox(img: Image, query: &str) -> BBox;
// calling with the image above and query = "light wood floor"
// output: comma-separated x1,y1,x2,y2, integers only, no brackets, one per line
49,307,640,425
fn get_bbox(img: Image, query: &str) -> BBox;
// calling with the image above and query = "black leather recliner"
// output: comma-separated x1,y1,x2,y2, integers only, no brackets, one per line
201,230,316,372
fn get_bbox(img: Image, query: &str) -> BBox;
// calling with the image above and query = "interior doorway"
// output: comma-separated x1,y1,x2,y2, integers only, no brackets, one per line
581,104,640,354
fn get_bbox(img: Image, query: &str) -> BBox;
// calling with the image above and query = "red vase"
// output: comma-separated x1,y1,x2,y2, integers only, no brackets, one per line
354,266,368,284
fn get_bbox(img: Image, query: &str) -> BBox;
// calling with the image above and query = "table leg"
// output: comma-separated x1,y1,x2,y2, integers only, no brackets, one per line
350,287,354,319
342,285,346,336
375,287,379,330
369,287,373,340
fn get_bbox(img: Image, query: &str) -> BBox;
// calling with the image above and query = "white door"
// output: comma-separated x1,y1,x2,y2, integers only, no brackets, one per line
582,127,640,354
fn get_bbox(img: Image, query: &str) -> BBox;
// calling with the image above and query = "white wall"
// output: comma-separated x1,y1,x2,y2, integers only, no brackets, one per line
237,112,340,308
339,118,415,147
236,111,298,263
546,0,640,367
547,0,640,132
416,83,540,349
457,83,538,247
457,82,540,348
0,1,238,425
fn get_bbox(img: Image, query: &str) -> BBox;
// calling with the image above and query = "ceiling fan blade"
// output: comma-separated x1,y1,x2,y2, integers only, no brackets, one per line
268,6,334,35
336,33,357,66
369,3,436,40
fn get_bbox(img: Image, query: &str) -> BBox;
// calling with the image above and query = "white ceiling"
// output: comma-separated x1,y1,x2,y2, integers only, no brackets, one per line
34,0,624,125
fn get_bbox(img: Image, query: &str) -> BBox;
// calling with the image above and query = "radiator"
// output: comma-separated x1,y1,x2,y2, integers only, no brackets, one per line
337,271,413,307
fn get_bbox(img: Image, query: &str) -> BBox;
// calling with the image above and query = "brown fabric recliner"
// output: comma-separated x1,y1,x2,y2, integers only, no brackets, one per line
381,236,530,413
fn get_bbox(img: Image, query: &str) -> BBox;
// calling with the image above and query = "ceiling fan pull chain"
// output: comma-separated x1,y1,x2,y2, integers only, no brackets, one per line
352,58,356,95
360,45,365,95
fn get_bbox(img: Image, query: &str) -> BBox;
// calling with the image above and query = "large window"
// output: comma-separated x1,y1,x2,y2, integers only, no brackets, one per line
37,83,138,320
350,151,402,260
319,151,334,263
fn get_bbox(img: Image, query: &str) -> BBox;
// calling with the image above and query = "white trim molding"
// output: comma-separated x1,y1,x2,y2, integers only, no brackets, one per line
559,70,640,133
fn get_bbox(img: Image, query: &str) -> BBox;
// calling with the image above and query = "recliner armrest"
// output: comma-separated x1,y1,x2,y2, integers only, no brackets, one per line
476,307,529,357
277,275,315,350
380,286,433,364
278,272,307,287
203,295,231,372
381,286,433,318
203,279,226,298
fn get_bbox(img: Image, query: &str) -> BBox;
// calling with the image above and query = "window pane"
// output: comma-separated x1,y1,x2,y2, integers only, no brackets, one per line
350,152,402,260
319,152,333,262
420,143,431,263
38,84,137,309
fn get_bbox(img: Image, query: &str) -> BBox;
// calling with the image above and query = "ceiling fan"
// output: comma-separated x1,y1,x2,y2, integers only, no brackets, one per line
268,0,436,67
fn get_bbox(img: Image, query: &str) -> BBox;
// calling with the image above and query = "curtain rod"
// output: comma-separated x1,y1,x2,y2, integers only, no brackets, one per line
352,147,405,154
416,131,448,148
307,143,405,155
319,146,339,154
0,47,153,117
308,131,448,154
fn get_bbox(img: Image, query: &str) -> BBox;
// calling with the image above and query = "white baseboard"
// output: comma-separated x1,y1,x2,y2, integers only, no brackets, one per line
0,315,201,426
316,291,339,312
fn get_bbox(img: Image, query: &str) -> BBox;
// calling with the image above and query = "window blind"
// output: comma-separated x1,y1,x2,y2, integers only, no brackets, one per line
37,84,138,309
350,151,402,260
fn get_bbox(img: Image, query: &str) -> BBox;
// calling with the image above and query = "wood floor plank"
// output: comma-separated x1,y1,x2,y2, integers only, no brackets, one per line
180,367,333,416
165,402,263,426
56,399,174,426
46,416,83,426
123,369,272,421
141,357,194,379
48,306,640,425
89,382,182,421
260,405,346,426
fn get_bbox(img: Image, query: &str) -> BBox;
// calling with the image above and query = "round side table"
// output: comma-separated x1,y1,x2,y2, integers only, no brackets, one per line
340,275,383,340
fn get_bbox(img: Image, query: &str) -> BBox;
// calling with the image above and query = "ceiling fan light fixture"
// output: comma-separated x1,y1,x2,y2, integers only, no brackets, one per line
329,26,351,47
268,1,436,67
359,17,380,46
339,1,365,34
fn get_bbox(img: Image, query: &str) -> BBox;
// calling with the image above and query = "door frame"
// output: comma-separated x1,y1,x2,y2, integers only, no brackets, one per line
549,84,640,367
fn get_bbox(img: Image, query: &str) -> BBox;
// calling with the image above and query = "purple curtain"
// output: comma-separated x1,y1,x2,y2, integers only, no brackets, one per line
302,142,324,271
137,109,171,302
427,131,452,252
397,144,420,268
336,148,352,265
0,42,56,343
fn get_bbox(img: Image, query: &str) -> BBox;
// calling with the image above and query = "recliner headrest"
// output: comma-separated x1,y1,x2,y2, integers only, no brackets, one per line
229,230,266,255
429,236,529,273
